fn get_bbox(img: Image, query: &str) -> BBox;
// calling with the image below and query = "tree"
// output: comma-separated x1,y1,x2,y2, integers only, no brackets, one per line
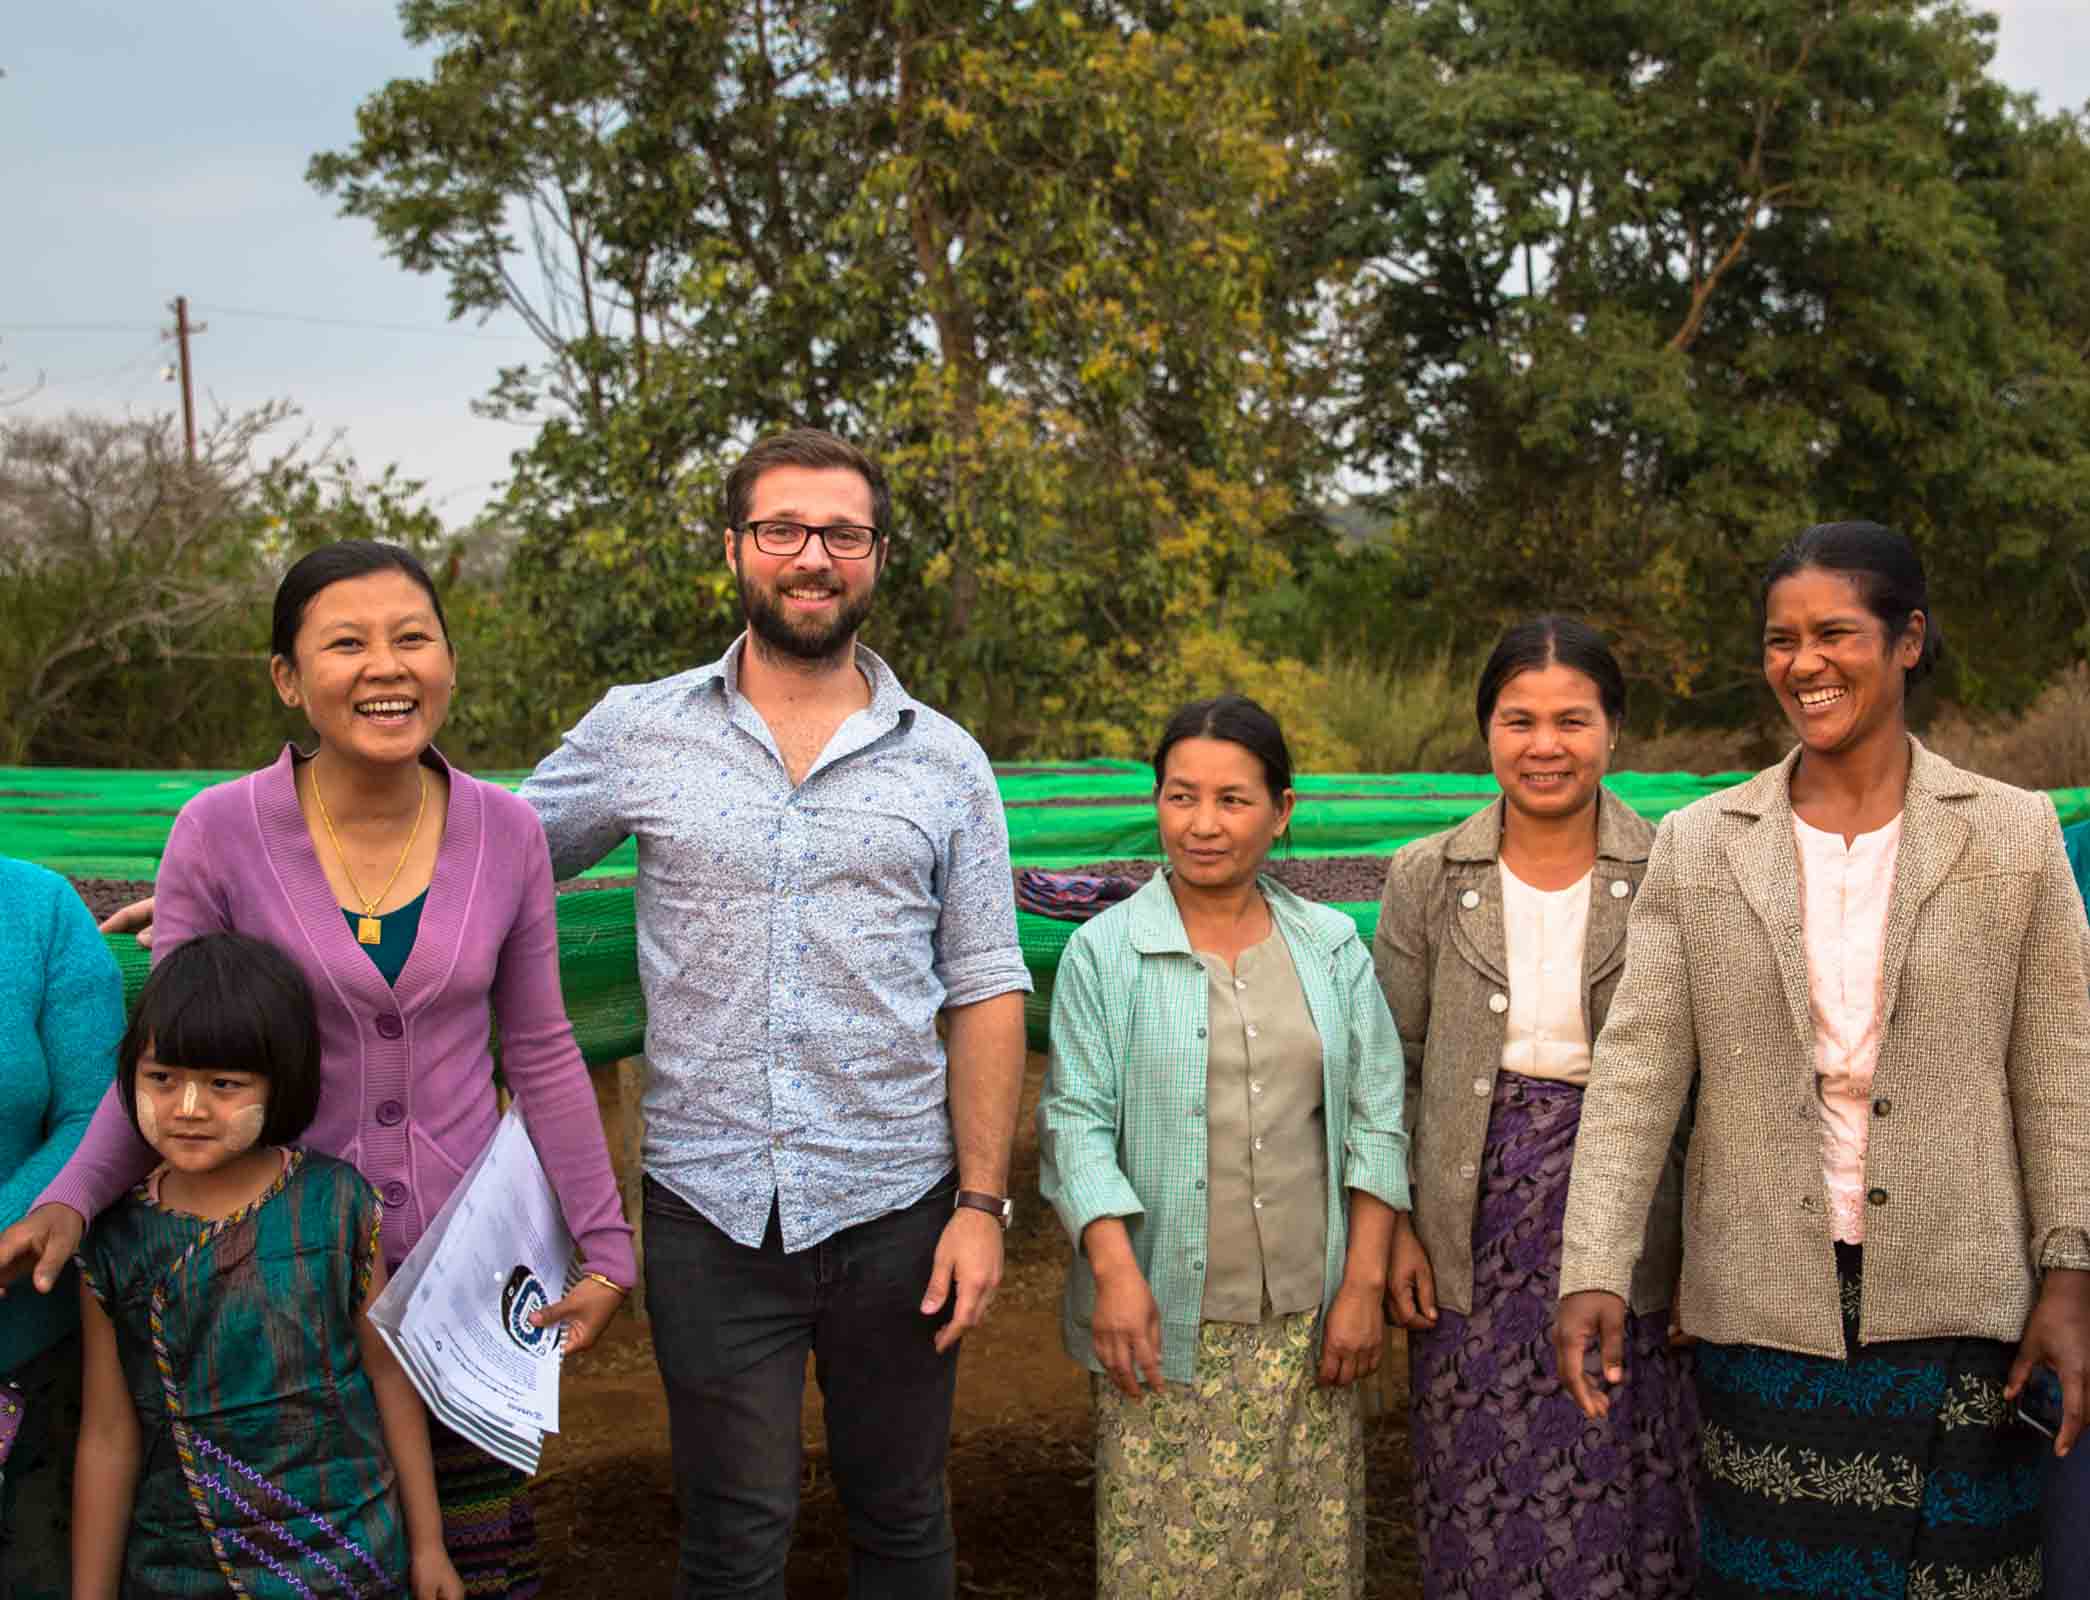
311,0,1350,753
1330,0,2090,711
0,405,459,768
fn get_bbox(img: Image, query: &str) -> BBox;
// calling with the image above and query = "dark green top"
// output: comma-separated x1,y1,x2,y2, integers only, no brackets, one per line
77,1151,405,1595
342,888,428,987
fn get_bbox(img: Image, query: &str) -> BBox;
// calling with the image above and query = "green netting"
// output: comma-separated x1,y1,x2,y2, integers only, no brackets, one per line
11,763,2089,1062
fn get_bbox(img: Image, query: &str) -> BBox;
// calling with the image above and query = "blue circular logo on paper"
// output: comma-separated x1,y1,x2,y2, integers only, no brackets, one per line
501,1266,559,1356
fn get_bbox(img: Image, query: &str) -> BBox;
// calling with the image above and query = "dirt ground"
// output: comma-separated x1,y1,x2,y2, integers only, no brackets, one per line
545,1056,1425,1598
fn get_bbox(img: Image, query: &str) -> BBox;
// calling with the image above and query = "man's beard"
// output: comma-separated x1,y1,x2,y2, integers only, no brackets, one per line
740,570,876,665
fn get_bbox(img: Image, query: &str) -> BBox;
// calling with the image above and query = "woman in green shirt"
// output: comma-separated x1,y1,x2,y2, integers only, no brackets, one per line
1037,693,1411,1600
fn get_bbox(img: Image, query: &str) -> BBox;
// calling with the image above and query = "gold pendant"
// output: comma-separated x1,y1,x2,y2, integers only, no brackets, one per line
357,915,383,945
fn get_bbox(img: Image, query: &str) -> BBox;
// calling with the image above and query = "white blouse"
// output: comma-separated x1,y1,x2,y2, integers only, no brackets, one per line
1792,811,1903,1246
1498,864,1594,1086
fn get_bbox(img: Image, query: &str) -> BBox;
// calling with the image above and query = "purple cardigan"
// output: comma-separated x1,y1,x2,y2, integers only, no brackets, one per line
39,747,635,1283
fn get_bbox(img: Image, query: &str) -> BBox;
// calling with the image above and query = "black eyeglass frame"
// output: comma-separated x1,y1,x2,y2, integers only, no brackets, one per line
737,520,884,560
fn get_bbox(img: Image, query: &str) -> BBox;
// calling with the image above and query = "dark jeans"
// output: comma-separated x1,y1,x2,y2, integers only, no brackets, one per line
643,1175,960,1600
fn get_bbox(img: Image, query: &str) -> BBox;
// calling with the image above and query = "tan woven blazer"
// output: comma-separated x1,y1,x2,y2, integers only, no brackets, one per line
1374,790,1686,1316
1560,739,2090,1357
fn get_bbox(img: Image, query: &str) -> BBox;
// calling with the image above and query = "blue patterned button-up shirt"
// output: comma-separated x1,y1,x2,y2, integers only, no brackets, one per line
519,637,1032,1251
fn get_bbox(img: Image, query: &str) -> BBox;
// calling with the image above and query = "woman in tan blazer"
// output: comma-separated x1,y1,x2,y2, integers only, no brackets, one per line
1556,523,2090,1600
1374,618,1699,1600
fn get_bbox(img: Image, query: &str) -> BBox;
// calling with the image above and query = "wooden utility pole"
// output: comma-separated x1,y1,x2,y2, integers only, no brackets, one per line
164,296,206,465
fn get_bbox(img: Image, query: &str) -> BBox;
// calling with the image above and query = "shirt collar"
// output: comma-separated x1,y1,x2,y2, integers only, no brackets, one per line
695,631,918,728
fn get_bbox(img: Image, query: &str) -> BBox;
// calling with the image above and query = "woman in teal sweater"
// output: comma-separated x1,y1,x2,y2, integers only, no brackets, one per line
0,856,124,1600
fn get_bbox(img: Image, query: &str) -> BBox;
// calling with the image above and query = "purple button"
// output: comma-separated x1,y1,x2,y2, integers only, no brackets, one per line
375,1013,404,1040
381,1181,408,1208
376,1099,405,1127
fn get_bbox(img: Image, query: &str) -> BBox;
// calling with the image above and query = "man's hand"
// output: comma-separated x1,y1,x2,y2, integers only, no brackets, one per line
98,895,156,946
1554,1289,1630,1420
530,1275,626,1358
1318,1280,1385,1388
2007,1267,2090,1456
921,1206,1003,1354
0,1204,86,1296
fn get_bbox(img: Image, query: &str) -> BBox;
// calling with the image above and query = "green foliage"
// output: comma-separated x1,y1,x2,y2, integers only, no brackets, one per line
0,406,539,770
311,0,1348,748
28,0,2084,776
1328,0,2090,713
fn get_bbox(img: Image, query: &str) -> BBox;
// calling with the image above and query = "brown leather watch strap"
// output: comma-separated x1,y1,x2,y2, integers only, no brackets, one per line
953,1190,1012,1229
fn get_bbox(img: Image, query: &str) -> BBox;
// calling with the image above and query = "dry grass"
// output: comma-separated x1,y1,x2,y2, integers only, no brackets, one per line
1921,664,2090,790
1317,648,1488,775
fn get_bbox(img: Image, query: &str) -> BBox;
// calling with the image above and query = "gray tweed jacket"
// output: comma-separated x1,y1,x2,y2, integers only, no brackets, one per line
1559,738,2090,1357
1373,789,1687,1317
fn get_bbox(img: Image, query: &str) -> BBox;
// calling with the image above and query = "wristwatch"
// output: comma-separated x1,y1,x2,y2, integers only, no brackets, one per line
954,1189,1013,1229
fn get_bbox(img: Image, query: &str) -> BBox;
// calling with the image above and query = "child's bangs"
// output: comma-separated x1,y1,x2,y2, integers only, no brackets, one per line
131,958,283,1082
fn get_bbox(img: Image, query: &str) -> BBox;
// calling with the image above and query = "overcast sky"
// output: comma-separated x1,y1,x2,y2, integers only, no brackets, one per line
5,1,2085,525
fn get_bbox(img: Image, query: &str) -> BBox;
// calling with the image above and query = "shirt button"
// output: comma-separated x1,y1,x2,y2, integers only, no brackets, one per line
1234,978,1247,991
1472,1078,1490,1097
1868,1187,1889,1206
773,1134,785,1147
1190,1102,1204,1117
375,1013,404,1040
1194,1178,1206,1191
1488,993,1508,1014
1253,1136,1265,1152
376,1099,404,1127
1872,1098,1892,1117
1252,1196,1265,1210
1245,1024,1260,1040
381,1181,408,1208
1798,1105,1812,1122
1460,890,1481,910
1250,1079,1263,1096
1196,1028,1207,1039
1610,879,1631,899
1191,1259,1204,1271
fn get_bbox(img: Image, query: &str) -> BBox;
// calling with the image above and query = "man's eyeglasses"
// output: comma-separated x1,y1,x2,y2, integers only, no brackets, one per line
741,521,882,559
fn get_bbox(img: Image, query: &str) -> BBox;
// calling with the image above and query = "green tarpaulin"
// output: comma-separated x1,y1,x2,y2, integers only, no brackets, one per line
9,764,2089,1060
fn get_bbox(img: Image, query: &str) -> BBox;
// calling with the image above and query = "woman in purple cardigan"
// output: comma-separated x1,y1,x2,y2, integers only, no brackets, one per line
0,540,634,1597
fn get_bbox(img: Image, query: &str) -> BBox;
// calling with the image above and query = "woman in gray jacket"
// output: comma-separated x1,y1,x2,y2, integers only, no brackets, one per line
1556,524,2090,1600
1375,618,1698,1600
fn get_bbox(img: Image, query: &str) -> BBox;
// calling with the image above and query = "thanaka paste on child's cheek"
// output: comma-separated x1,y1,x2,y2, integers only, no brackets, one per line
224,1103,266,1153
137,1092,159,1147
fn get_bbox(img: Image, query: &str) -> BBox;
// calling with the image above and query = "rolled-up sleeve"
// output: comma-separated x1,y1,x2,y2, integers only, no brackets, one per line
1339,942,1412,1212
1037,934,1143,1240
931,748,1031,1008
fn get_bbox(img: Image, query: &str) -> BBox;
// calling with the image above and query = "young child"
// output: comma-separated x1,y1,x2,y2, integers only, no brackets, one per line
70,933,462,1599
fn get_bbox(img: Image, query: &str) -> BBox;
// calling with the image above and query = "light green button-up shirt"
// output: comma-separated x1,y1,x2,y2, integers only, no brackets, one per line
1037,872,1412,1384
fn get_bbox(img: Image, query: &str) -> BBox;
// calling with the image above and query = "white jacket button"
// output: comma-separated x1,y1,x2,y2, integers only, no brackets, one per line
1488,992,1508,1014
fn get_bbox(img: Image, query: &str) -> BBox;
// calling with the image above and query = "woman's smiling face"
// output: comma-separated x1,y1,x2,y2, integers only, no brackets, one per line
270,569,455,767
1486,660,1613,825
1762,566,1924,757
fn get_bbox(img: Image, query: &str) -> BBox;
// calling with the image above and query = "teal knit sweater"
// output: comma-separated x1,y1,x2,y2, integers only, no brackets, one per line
0,855,124,1374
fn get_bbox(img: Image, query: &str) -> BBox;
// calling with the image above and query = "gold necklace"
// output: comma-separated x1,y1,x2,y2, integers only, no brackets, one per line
312,766,428,945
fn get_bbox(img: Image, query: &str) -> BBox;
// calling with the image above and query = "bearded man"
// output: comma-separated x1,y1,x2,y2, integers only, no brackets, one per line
521,428,1030,1600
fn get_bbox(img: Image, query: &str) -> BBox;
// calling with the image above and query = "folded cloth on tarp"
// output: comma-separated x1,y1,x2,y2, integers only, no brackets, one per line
1016,868,1141,922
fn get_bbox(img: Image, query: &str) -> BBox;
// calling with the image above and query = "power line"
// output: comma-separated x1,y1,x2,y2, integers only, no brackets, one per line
195,304,537,343
0,322,159,335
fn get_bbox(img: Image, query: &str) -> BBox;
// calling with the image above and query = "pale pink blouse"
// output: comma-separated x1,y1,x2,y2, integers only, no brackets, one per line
1792,811,1903,1245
